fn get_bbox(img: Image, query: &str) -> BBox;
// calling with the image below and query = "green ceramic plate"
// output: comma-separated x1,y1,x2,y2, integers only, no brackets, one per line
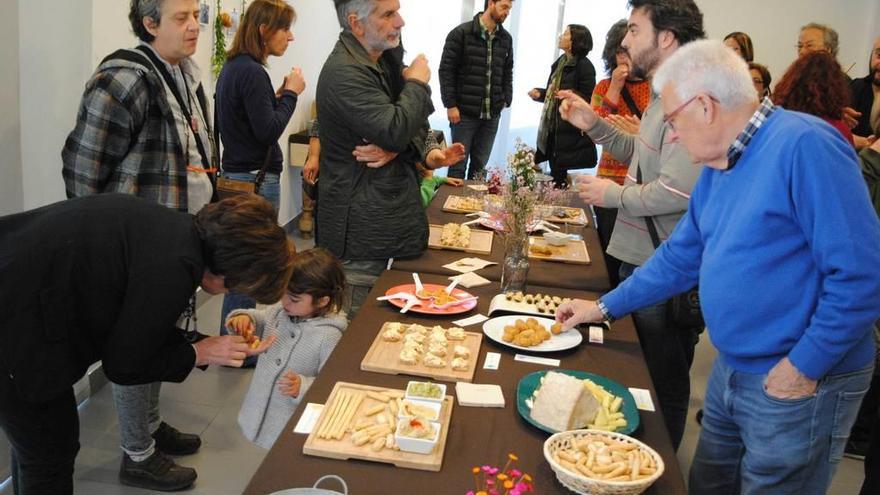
516,369,640,435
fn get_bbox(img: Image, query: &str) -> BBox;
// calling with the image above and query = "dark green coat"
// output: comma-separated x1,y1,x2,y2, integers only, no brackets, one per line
316,33,433,261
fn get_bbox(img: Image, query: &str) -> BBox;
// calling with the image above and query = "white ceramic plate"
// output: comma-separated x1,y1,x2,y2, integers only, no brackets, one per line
482,315,583,353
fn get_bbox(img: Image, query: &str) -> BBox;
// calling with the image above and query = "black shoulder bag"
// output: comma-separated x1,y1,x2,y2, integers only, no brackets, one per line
636,165,704,329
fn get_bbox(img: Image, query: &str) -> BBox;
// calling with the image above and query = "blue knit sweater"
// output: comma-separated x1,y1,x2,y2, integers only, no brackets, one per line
602,109,880,380
215,54,298,174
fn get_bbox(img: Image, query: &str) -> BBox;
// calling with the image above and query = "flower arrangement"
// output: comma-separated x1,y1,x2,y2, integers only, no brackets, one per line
467,453,535,495
211,0,230,78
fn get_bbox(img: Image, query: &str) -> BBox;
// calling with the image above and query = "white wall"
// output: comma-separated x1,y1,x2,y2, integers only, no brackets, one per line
0,0,22,216
698,0,880,85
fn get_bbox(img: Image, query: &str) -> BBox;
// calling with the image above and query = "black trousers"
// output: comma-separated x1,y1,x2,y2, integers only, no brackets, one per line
860,372,880,495
0,373,79,494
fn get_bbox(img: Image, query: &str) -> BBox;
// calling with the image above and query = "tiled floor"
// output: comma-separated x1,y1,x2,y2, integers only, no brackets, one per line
0,229,868,494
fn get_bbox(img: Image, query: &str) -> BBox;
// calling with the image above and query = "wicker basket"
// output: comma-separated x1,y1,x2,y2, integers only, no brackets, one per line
543,430,664,495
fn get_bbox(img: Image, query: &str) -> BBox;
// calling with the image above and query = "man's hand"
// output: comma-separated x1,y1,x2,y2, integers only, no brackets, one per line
764,357,818,400
555,299,605,331
446,177,465,187
606,114,641,135
842,107,862,129
855,134,877,151
283,67,306,95
426,142,466,169
575,175,614,207
557,90,599,131
403,54,431,84
447,106,461,125
279,370,302,398
353,142,398,168
870,135,880,153
528,88,541,100
193,334,276,368
303,155,319,184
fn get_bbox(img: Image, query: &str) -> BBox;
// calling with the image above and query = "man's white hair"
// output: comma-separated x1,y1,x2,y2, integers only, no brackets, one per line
653,40,758,109
335,0,374,31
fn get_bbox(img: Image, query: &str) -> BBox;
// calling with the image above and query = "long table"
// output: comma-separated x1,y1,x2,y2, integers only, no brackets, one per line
391,183,612,292
243,270,686,494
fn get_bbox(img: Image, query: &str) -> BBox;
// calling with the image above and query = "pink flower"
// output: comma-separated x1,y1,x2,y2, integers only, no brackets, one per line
507,469,522,478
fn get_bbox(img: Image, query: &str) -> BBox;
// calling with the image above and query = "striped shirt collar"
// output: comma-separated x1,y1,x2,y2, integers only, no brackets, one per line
727,97,776,169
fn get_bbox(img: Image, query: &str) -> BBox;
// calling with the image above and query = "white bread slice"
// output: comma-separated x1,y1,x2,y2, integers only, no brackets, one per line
530,372,600,431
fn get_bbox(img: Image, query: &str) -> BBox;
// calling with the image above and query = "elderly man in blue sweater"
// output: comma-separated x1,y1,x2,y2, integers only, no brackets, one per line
558,40,880,495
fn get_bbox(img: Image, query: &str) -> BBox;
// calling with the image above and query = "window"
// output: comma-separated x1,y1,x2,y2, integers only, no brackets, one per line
400,0,629,173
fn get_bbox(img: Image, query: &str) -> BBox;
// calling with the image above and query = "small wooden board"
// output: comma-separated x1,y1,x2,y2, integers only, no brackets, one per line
303,382,454,472
428,224,493,255
528,237,591,265
442,194,484,213
361,322,483,383
538,205,589,225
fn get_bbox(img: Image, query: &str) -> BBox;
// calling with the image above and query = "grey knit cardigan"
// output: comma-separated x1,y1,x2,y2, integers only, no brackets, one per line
234,304,346,449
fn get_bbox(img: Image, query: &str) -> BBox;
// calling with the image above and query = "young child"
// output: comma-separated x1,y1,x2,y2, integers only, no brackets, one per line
419,162,464,207
227,248,347,449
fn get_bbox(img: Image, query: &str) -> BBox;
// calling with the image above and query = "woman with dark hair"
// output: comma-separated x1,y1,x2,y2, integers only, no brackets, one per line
724,31,754,62
589,19,650,287
528,24,598,188
773,51,854,145
748,62,772,98
215,0,305,345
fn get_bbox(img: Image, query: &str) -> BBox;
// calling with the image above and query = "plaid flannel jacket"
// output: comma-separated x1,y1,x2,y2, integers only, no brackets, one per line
62,50,207,212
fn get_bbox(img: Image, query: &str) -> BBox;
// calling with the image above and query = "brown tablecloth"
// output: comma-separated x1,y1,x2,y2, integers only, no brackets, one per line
392,183,612,292
243,271,685,495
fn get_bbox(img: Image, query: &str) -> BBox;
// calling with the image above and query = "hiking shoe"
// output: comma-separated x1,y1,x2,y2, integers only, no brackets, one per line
152,422,202,456
119,451,197,491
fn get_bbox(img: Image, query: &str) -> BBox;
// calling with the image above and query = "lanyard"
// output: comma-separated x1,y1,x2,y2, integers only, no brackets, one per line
135,46,216,174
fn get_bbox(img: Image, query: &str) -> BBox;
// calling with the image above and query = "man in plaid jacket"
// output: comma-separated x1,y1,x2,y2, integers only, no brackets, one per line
61,0,215,491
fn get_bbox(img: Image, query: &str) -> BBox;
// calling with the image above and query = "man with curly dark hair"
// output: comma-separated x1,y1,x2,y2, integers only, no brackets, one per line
556,0,705,451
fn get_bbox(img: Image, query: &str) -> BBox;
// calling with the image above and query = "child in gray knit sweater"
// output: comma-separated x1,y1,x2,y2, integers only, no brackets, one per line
226,248,347,449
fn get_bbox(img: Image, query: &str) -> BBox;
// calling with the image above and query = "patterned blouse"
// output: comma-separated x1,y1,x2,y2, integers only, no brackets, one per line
591,78,651,184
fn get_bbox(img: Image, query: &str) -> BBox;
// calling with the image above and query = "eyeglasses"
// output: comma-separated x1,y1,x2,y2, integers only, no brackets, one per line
662,94,718,131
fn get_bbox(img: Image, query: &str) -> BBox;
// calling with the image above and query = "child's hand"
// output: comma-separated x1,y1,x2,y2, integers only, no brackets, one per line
447,177,465,187
279,370,302,398
226,314,255,338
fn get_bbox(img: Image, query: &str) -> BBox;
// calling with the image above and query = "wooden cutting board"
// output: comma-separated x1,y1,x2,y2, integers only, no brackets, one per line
303,382,453,472
361,322,482,383
428,224,493,255
538,205,589,225
528,236,591,265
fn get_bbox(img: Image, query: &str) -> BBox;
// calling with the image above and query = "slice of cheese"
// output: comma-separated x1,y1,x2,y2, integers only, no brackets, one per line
529,371,600,431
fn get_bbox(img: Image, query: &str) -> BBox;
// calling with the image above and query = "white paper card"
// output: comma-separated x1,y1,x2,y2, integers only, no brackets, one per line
443,257,497,274
293,403,324,434
628,388,656,412
467,184,489,191
514,354,561,367
454,313,489,327
483,352,501,370
449,272,491,289
588,325,604,344
456,382,505,407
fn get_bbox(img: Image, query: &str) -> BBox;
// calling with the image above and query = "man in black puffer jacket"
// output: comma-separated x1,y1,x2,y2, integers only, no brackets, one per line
439,0,514,180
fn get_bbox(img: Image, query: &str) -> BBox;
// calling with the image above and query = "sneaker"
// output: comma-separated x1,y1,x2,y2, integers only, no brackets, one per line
844,438,869,460
119,451,197,491
152,422,202,456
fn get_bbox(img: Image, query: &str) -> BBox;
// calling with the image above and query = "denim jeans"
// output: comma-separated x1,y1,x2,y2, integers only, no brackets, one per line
619,262,700,451
218,172,280,366
690,358,873,495
341,259,387,320
112,382,161,456
448,115,500,180
0,373,79,494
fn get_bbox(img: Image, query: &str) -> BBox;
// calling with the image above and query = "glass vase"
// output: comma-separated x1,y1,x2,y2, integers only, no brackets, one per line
501,231,530,293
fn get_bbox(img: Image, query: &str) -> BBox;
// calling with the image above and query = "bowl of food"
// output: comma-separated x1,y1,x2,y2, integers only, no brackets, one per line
395,418,440,454
544,429,664,495
405,381,446,403
398,399,441,421
543,231,570,246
